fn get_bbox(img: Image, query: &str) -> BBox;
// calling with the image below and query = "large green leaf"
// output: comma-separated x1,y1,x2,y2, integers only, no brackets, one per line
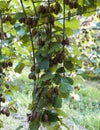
14,42,28,55
41,73,54,81
30,120,40,130
14,62,25,73
60,78,73,94
65,18,80,30
0,1,8,10
0,120,3,128
53,95,62,108
66,27,74,36
39,58,49,70
49,43,63,54
64,60,74,71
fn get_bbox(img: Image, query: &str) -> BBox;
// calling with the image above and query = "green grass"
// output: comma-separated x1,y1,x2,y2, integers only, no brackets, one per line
63,80,100,130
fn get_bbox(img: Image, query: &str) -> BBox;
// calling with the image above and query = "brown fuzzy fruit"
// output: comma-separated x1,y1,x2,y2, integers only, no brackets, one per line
54,87,60,95
2,62,8,68
32,20,38,27
1,109,5,114
32,112,36,120
0,67,3,73
62,37,69,45
5,110,10,117
65,0,69,5
32,28,37,36
69,2,74,9
54,2,61,14
19,17,25,23
25,17,33,25
37,39,45,46
6,15,12,21
43,114,48,122
36,112,41,120
73,2,78,8
30,65,35,72
1,97,5,103
38,5,46,13
50,88,54,95
44,17,50,24
8,62,13,67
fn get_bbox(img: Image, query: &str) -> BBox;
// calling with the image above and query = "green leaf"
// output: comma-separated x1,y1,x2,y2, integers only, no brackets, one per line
46,110,58,122
15,125,23,130
73,75,85,85
0,1,8,10
64,60,74,71
14,42,28,55
53,95,62,108
56,67,65,73
55,109,67,118
66,18,80,30
66,27,74,36
60,78,73,94
49,43,63,54
39,58,49,70
2,47,14,56
41,73,54,82
14,62,25,73
30,120,40,130
53,74,61,85
0,120,3,128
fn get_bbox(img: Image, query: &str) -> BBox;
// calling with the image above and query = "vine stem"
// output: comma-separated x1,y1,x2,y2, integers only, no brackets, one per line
19,0,37,92
0,15,3,55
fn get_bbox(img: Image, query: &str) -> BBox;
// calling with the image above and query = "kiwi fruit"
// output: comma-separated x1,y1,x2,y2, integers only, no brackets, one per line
1,97,5,103
37,38,45,46
65,0,69,5
36,112,41,120
5,110,10,117
62,37,69,45
54,2,61,14
6,15,12,21
38,5,46,14
32,112,36,120
32,28,37,36
54,87,60,95
73,1,78,8
50,88,54,95
25,17,33,25
19,17,25,23
0,67,3,73
8,61,13,67
2,61,8,68
43,114,48,122
69,2,74,9
30,65,35,72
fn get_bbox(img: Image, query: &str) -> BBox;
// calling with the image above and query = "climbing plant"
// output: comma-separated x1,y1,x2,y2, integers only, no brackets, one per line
0,0,100,129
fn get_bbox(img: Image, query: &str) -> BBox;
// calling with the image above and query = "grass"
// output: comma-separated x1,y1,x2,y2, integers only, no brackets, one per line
63,80,100,130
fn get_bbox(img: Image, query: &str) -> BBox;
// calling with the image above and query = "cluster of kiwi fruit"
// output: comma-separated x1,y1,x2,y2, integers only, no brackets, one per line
48,87,60,103
65,0,79,9
28,110,50,123
38,2,61,15
19,17,38,27
28,65,40,80
0,61,13,74
50,51,66,66
0,94,10,117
